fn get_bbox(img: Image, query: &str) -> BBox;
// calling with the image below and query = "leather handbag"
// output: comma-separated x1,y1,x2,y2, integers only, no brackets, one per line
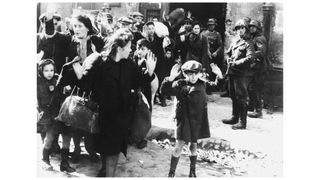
56,86,100,133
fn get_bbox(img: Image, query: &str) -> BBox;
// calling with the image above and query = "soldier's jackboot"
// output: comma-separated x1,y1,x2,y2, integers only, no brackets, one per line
168,155,180,177
248,109,263,118
222,101,239,125
232,102,247,130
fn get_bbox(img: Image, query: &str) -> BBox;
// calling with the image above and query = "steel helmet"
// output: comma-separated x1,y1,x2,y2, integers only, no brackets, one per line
234,19,249,31
249,20,261,29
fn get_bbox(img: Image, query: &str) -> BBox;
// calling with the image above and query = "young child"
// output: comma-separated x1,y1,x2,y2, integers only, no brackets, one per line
161,60,222,177
37,59,60,170
134,38,158,111
38,59,76,172
131,38,158,149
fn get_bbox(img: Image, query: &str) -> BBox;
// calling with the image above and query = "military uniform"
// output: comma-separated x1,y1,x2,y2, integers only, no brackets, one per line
202,30,223,66
223,19,254,129
248,20,267,118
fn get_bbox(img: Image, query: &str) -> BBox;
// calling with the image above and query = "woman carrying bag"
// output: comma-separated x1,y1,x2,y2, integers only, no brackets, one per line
57,14,105,163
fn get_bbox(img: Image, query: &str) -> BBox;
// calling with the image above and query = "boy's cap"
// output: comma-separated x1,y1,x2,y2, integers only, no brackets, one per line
181,60,202,73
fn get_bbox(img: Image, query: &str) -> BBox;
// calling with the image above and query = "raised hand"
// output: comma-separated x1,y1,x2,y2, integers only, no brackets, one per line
145,50,157,76
168,63,181,81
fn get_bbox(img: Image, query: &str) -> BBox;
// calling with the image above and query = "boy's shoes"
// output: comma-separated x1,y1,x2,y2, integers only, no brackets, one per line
168,170,175,177
189,169,196,177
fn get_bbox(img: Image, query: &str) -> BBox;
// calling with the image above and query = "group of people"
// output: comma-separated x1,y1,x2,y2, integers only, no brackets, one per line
37,5,267,177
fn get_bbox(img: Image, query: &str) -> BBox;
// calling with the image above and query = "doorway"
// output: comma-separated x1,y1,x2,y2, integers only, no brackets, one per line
169,3,227,40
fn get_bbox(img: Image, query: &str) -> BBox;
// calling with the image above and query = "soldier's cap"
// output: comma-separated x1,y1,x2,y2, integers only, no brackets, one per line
131,12,144,18
118,17,133,25
181,60,203,73
207,18,217,25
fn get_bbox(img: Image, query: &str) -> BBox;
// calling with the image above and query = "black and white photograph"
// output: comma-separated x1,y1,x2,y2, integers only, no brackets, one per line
34,1,284,177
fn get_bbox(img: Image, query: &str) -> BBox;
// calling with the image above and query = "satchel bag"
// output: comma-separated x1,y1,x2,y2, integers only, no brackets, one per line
55,86,100,133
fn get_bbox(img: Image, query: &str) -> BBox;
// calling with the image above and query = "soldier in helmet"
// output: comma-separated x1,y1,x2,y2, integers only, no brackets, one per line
202,18,223,69
222,19,254,130
247,20,267,118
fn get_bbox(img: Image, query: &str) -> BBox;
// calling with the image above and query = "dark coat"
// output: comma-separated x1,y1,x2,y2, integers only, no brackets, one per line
56,35,105,92
37,75,61,133
37,75,60,120
251,33,267,71
161,78,210,142
147,34,167,83
89,57,155,156
37,32,71,73
133,56,153,111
